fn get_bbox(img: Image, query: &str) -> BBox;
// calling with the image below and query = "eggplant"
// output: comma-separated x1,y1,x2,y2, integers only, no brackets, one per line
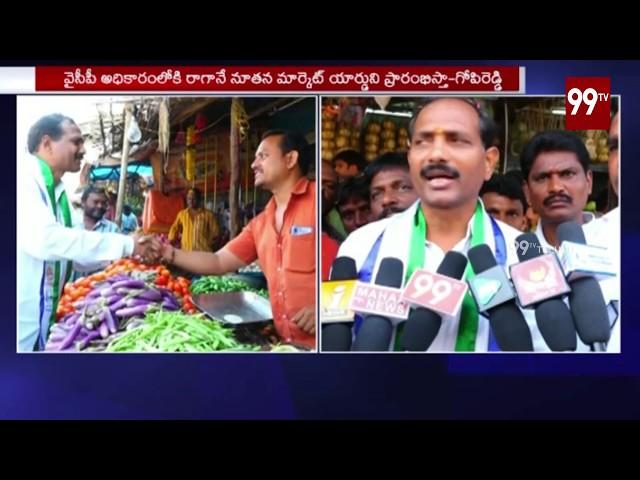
108,274,130,284
104,308,118,334
105,293,122,306
64,312,81,326
110,298,128,312
98,286,116,298
99,322,109,339
135,289,163,302
111,279,146,290
77,331,101,350
116,304,154,317
161,300,179,311
58,322,83,350
125,297,153,308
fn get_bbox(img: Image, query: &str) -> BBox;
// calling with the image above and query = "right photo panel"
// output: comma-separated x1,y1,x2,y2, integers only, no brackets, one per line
320,96,620,353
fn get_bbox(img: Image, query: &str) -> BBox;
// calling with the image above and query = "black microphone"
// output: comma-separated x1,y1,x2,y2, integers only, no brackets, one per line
352,257,404,351
515,233,577,351
321,257,357,352
557,221,611,346
467,244,533,351
400,251,467,351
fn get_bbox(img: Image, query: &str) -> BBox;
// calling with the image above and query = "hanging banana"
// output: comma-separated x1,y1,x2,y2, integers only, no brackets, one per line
231,98,249,142
185,125,196,181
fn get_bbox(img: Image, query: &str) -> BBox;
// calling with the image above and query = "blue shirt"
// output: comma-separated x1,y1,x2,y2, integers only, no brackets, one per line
71,217,121,280
121,212,138,234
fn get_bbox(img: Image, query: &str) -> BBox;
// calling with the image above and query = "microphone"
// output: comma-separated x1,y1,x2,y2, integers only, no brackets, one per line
352,257,404,351
513,233,577,351
321,257,357,352
401,251,467,351
557,221,611,346
467,244,534,351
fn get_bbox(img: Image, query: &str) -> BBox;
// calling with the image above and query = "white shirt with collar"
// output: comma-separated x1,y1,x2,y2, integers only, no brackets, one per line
534,211,619,352
17,154,135,352
338,199,552,352
534,211,596,253
583,207,620,352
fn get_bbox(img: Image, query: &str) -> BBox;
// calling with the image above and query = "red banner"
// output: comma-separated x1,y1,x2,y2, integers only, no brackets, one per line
36,66,522,93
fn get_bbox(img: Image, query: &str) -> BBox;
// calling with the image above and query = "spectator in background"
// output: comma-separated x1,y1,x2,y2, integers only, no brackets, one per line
72,185,120,280
364,152,418,220
168,187,220,252
332,149,367,180
520,130,594,250
480,173,528,231
505,169,538,231
335,175,372,233
79,185,120,234
320,159,341,280
321,158,347,241
121,204,139,234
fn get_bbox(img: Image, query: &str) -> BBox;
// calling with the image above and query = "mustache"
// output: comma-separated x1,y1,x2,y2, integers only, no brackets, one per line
379,205,404,219
420,164,460,180
543,193,572,206
87,209,106,219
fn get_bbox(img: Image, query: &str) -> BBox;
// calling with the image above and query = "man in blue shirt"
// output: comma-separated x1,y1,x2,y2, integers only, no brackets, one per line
121,204,139,234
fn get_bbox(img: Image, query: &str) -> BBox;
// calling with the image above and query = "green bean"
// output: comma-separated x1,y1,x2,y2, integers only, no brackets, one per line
106,310,256,352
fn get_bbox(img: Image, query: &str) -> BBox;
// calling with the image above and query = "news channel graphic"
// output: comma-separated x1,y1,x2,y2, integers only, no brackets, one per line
320,93,619,353
565,77,611,131
17,94,318,353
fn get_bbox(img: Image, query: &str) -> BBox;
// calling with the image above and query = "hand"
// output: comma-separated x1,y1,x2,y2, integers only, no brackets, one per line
132,234,161,264
145,235,167,264
291,306,316,335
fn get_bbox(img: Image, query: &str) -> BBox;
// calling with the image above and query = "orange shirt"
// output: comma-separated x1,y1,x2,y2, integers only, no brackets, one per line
226,177,316,349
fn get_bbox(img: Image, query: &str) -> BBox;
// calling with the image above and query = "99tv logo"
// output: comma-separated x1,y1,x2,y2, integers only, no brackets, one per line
565,77,611,130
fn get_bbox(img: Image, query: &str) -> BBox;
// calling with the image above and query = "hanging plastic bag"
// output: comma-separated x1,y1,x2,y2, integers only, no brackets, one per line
127,115,142,143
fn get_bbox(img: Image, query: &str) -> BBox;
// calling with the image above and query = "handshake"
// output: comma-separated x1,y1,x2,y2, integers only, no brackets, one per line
130,234,173,265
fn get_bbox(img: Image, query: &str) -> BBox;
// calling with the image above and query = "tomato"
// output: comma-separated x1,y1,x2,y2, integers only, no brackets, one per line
155,275,168,286
68,289,81,301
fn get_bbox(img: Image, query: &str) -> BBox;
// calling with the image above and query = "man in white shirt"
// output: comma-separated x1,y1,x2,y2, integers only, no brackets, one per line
520,130,595,252
583,112,620,352
337,98,552,352
17,114,151,352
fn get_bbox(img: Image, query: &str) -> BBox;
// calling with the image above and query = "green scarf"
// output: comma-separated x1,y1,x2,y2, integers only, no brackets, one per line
399,201,486,351
38,157,73,331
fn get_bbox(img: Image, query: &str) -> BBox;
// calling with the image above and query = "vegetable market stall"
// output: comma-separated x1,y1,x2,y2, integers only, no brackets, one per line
47,258,297,353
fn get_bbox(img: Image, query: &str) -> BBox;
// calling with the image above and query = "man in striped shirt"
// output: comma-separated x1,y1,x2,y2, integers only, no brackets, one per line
168,187,220,252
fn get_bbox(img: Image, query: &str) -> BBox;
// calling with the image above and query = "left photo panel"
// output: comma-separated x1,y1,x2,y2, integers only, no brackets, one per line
17,95,318,353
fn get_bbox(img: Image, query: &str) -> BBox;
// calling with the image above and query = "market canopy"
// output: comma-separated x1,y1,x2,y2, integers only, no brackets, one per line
90,163,153,181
